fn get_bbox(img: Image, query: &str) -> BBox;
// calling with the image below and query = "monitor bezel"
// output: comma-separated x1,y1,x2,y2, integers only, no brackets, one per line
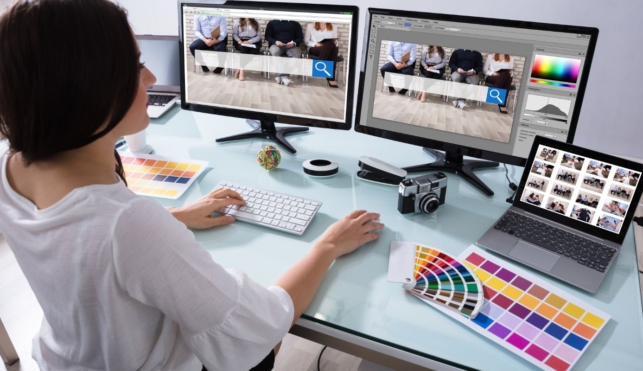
178,1,359,130
354,8,599,167
514,135,643,245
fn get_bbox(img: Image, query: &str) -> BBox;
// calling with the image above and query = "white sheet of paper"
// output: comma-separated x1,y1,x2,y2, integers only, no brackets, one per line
240,44,257,48
387,241,415,283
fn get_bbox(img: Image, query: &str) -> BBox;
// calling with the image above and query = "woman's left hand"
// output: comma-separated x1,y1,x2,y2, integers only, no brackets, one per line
169,188,245,229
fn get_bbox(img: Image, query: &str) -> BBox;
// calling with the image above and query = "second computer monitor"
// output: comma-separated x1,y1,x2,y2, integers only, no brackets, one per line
355,8,598,194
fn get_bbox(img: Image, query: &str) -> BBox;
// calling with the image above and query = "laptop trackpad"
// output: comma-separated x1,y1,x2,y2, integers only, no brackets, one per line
509,241,559,272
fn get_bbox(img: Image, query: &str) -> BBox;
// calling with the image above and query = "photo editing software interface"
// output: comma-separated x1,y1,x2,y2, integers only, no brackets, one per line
359,14,593,158
182,5,354,122
522,145,641,234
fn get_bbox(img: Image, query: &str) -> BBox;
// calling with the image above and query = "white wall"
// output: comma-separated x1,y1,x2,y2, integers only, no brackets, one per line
115,0,643,159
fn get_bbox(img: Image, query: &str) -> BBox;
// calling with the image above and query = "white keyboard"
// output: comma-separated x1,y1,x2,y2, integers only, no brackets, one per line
216,181,322,235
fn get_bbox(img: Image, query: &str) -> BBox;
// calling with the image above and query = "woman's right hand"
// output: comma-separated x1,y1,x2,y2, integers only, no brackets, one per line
316,210,383,259
315,42,323,47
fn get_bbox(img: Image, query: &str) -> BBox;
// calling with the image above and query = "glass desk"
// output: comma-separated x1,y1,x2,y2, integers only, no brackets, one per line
143,106,643,370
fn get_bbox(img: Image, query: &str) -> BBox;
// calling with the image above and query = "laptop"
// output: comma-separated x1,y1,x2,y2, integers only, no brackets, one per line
137,35,180,118
477,136,643,293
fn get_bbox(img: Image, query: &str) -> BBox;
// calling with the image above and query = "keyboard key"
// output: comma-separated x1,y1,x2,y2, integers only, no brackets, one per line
296,214,310,221
304,210,313,216
260,211,268,217
262,217,273,224
290,218,307,226
226,209,264,222
271,220,280,226
305,205,316,211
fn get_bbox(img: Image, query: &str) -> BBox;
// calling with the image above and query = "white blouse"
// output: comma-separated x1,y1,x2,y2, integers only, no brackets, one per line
304,23,338,49
484,54,515,76
0,148,294,371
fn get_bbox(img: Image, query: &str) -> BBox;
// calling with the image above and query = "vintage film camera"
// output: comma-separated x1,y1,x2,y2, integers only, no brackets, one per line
398,173,447,214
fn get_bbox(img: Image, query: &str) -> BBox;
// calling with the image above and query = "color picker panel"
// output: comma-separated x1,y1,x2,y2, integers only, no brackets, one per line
119,154,208,200
531,55,581,84
460,246,610,371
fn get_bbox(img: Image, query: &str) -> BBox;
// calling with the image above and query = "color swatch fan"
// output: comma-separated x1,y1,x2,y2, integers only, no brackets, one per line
388,242,484,318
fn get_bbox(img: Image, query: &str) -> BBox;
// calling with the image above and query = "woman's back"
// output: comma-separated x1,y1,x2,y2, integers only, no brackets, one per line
0,149,202,369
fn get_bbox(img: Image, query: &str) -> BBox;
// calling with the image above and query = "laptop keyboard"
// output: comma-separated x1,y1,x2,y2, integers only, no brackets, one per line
148,94,175,106
494,211,616,272
215,181,321,236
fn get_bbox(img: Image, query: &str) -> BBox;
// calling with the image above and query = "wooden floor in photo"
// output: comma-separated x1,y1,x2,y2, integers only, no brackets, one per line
0,235,365,371
372,79,514,144
185,56,346,122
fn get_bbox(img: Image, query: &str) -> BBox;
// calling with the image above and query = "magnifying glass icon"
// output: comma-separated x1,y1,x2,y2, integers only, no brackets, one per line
489,89,503,103
314,61,332,77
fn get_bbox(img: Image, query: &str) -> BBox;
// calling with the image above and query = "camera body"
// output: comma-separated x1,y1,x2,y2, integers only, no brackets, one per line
398,173,447,214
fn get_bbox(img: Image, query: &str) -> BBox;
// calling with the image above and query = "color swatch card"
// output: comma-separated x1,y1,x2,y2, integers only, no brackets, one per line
442,245,609,371
119,153,208,199
388,242,484,318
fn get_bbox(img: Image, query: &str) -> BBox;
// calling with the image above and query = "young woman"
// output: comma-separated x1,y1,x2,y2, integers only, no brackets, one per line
304,22,340,88
483,53,514,114
417,45,445,102
233,18,262,81
0,1,383,370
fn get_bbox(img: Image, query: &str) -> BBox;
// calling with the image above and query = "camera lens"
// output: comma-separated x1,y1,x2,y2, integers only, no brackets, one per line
419,193,440,214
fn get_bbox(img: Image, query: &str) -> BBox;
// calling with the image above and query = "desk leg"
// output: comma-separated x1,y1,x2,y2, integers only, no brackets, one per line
0,318,19,365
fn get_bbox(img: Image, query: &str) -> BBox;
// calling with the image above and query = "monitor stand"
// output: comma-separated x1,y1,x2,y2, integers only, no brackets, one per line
403,147,499,196
216,120,309,154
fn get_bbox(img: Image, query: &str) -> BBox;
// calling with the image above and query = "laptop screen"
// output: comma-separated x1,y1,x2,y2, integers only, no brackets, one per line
137,36,181,93
520,144,641,234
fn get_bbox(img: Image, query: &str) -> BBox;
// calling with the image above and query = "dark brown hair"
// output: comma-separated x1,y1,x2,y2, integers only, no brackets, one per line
314,22,333,31
494,53,511,62
428,45,445,59
240,18,259,32
0,0,141,184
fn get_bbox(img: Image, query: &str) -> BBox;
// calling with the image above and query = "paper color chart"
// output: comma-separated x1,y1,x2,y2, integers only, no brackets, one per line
531,55,581,85
435,245,609,371
119,153,208,199
404,243,483,318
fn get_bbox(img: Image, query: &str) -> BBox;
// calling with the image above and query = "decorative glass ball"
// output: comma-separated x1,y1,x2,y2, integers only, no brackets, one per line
257,145,281,170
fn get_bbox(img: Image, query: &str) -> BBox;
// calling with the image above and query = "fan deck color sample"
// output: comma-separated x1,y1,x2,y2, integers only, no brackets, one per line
119,153,208,199
436,245,610,371
405,243,484,318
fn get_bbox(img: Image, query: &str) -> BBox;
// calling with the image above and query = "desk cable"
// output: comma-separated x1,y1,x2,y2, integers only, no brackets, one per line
504,164,519,204
317,346,327,371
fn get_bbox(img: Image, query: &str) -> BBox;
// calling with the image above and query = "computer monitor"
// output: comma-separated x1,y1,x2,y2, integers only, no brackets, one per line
355,8,599,195
178,1,359,153
137,35,181,93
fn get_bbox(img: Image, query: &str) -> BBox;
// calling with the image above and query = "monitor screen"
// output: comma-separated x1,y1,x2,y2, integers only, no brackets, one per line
521,144,641,234
180,3,356,125
137,36,181,93
355,9,598,165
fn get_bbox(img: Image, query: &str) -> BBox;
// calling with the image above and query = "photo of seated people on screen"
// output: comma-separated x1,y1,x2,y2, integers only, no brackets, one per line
521,191,544,206
531,160,554,178
560,153,584,171
575,191,601,209
614,168,640,188
556,169,579,185
602,200,629,217
609,185,633,201
527,176,548,191
571,205,593,223
522,145,642,233
550,182,572,200
596,215,622,233
586,160,611,179
536,147,560,163
371,41,526,143
182,6,353,122
546,199,569,214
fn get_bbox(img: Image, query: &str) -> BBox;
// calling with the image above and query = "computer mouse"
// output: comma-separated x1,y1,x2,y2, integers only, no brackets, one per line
366,218,382,234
